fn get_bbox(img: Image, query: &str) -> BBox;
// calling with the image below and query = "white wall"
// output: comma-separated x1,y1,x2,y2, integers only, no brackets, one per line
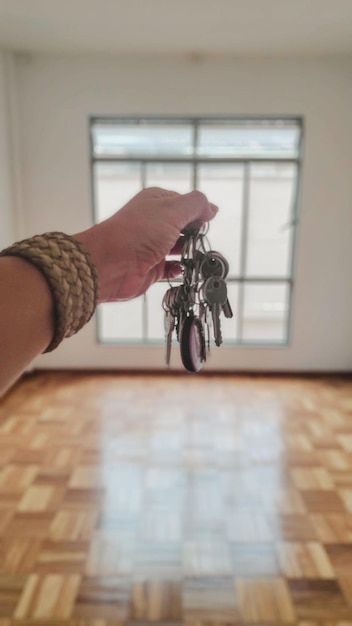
14,53,352,371
0,52,15,248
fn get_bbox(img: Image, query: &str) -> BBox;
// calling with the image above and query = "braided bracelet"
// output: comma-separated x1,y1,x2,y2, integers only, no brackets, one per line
0,231,99,352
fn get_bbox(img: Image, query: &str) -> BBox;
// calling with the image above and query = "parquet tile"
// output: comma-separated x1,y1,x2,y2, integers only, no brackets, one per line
49,509,98,542
237,577,295,622
73,576,130,620
276,541,335,579
288,579,351,620
14,573,80,619
311,514,352,543
131,580,181,621
277,514,316,541
0,372,352,624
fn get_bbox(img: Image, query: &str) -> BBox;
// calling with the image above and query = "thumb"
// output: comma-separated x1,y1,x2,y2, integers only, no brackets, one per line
163,260,183,280
149,260,183,283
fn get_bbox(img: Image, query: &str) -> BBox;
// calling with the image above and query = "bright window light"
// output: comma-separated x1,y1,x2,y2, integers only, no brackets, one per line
91,117,302,345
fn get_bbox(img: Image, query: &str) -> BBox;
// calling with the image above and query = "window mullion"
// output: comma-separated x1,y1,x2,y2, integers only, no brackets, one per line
142,293,148,342
193,121,198,189
141,160,146,188
141,160,148,341
237,162,250,342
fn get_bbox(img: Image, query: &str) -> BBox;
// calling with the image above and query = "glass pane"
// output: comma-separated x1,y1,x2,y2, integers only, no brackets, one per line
98,299,143,342
246,163,296,278
222,282,239,342
147,282,167,341
146,162,192,194
198,164,243,275
94,162,141,222
92,123,193,157
242,283,289,342
198,121,300,158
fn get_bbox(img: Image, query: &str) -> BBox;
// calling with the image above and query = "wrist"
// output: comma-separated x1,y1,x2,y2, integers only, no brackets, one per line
73,223,130,303
73,227,104,300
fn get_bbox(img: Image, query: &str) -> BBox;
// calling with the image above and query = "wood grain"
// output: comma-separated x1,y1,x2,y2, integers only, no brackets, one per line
0,371,351,624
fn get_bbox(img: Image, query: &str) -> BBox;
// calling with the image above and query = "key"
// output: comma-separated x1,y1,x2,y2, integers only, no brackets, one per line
200,251,229,279
162,287,173,313
163,286,180,365
194,250,206,282
162,219,232,370
204,305,211,353
198,302,209,353
176,309,183,343
164,310,176,365
222,298,233,319
203,277,228,347
212,305,222,347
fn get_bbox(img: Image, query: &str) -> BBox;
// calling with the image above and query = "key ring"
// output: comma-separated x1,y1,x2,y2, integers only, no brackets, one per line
162,216,233,372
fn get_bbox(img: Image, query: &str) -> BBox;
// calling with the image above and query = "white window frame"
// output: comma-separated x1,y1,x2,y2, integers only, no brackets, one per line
90,116,303,347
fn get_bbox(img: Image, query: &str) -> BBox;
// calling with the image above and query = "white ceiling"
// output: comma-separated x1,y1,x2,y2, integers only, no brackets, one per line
0,0,352,57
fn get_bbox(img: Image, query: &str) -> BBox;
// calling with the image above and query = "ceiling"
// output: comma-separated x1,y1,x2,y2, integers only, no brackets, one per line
0,0,352,57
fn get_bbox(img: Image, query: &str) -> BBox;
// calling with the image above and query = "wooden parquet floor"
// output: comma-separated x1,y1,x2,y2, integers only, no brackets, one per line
0,372,352,625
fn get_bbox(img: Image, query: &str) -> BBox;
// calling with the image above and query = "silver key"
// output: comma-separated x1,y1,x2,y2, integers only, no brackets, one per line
204,305,211,353
163,287,179,365
212,304,222,346
198,302,210,354
162,225,232,370
200,251,229,279
164,310,176,365
222,298,233,319
203,277,228,347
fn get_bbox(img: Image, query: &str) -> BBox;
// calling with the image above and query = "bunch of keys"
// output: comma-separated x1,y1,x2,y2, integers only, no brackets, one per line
162,222,233,373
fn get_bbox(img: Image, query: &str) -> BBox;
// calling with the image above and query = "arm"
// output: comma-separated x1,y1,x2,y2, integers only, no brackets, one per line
0,256,54,394
0,188,217,395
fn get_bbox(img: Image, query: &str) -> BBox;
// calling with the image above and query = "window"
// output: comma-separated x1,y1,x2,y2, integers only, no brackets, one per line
90,117,302,345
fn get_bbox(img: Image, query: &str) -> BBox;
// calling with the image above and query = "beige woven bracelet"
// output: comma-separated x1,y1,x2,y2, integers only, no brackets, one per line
0,231,99,352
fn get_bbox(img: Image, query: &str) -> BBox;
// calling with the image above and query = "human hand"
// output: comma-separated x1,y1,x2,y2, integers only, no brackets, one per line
75,187,218,303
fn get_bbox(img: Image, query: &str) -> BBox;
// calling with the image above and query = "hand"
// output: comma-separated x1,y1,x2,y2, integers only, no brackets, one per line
75,187,218,303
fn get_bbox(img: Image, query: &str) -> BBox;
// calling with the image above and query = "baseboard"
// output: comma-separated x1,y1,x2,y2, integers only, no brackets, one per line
30,368,352,379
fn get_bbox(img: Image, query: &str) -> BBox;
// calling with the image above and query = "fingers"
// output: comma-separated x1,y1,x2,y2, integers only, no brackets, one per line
163,260,183,280
168,236,185,256
149,260,183,284
209,203,218,218
168,190,218,232
140,187,181,200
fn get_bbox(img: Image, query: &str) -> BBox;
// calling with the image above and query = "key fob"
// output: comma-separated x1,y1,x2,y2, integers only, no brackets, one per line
180,313,206,373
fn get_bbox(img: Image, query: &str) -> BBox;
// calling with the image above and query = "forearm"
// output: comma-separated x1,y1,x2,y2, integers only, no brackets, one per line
0,188,217,395
0,228,107,397
0,256,54,395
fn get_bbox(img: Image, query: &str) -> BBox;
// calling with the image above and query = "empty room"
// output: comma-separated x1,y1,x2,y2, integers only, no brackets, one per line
0,1,352,623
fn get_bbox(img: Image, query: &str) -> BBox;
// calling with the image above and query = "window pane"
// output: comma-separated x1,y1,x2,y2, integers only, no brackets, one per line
94,162,141,222
198,164,243,276
92,118,301,348
146,162,192,194
246,163,296,277
198,121,300,158
98,299,143,342
92,123,193,157
242,283,289,342
147,282,167,341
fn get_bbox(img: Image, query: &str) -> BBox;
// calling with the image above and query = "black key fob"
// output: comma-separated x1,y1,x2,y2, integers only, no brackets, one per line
179,313,206,373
